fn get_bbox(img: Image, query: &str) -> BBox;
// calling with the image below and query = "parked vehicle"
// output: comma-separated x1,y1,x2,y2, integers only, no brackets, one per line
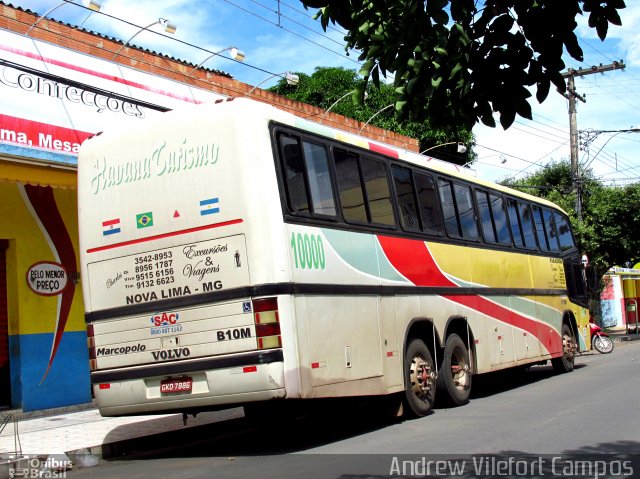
590,318,614,354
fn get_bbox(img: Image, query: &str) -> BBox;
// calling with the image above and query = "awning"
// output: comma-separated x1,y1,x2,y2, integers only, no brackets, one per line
0,157,77,189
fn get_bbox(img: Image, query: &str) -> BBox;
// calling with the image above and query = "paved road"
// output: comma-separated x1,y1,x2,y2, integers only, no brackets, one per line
69,341,640,479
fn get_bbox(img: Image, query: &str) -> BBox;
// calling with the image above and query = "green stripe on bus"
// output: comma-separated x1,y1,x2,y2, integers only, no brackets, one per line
321,228,407,283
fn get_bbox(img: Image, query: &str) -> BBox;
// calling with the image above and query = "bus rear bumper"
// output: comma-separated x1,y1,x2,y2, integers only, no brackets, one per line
92,359,286,417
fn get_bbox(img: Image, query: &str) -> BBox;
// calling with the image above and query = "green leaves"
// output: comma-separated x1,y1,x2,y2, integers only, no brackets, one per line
269,65,473,165
358,59,376,78
299,0,626,132
584,0,625,39
503,159,640,283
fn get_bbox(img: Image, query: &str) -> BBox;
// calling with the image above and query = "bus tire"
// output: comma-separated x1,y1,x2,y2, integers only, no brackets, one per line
403,338,436,418
437,333,472,406
552,323,576,373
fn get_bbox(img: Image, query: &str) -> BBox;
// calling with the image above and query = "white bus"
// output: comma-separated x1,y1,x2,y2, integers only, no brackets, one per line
78,98,589,418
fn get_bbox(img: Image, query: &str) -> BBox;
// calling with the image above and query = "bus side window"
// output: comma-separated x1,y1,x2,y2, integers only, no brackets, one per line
361,157,395,226
543,209,561,252
438,179,460,237
279,135,309,214
334,148,368,224
453,183,480,240
532,206,550,252
415,172,443,235
391,165,421,232
301,141,336,217
438,179,479,240
490,193,512,245
476,190,497,243
517,201,538,250
507,198,525,248
553,212,576,252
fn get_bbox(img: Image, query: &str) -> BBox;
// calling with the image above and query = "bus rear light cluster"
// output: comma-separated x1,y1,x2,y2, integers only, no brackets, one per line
252,297,281,350
87,324,97,371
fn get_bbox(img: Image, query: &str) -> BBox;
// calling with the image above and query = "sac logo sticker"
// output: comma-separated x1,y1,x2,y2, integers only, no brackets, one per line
151,312,179,327
150,312,182,336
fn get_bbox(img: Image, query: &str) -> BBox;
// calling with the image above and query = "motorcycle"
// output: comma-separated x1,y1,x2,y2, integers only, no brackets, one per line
589,317,614,354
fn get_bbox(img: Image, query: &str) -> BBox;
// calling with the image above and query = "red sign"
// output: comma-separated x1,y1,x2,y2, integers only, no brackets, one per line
0,113,92,154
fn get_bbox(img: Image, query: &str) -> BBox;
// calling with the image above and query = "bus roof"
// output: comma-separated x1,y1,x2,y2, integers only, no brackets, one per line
233,98,567,215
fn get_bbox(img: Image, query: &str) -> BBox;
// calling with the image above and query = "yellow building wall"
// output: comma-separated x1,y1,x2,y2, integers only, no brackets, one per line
0,180,85,335
0,168,90,411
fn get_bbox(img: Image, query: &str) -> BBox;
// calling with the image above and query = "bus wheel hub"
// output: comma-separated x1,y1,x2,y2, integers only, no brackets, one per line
410,357,434,399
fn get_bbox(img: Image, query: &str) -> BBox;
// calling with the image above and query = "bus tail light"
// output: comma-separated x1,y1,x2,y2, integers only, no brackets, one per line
87,324,97,371
252,297,281,350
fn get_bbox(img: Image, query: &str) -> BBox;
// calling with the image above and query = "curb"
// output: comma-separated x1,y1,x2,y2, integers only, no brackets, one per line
0,407,246,477
0,401,96,423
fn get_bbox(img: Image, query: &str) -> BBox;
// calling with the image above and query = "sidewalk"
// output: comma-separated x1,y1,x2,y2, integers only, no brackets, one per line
0,402,244,478
606,326,640,342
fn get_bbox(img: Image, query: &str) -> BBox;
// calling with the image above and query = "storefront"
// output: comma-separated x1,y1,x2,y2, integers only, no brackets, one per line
601,266,640,332
0,4,418,411
0,7,226,411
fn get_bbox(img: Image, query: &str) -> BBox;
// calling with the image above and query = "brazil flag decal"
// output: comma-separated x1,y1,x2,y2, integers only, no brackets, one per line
136,212,153,228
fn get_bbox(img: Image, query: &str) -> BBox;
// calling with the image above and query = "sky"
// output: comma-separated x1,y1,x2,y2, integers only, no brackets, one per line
12,0,640,186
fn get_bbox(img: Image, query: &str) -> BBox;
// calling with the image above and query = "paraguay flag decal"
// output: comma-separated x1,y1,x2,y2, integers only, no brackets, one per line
102,218,121,236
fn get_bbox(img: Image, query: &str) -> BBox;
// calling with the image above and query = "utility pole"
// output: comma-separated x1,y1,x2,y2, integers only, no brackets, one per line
561,61,625,219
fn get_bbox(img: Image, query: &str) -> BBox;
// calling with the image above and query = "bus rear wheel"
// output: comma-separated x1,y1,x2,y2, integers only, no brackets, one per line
403,338,436,418
437,333,472,406
552,323,576,373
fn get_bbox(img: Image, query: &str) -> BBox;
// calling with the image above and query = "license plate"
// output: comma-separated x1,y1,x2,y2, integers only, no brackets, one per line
160,377,192,394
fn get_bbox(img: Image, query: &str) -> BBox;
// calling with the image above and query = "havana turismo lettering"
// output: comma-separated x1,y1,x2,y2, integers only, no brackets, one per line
90,140,220,195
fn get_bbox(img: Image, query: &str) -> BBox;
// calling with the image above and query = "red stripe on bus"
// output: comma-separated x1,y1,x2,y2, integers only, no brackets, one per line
444,295,561,353
86,219,243,253
368,142,399,158
377,235,562,354
377,236,454,287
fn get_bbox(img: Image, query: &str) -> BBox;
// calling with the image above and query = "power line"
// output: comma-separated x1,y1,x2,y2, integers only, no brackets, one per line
220,0,360,66
278,0,348,37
